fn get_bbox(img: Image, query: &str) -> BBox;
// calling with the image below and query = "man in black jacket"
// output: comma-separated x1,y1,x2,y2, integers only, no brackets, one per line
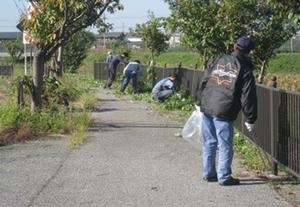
196,36,257,186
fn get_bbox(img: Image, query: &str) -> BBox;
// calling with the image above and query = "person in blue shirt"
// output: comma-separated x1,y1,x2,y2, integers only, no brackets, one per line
152,74,177,101
120,60,141,93
105,52,128,89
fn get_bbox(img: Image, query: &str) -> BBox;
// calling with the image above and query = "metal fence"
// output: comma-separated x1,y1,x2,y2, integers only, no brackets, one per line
277,34,300,53
94,62,300,178
0,64,13,77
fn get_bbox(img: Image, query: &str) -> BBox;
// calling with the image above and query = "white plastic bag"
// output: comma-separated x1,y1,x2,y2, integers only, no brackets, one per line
181,109,202,148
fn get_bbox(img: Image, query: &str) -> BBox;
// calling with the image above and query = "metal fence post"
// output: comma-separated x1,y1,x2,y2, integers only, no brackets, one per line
191,64,197,96
269,76,278,175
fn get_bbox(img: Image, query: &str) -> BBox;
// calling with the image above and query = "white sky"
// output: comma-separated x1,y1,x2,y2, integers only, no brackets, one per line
0,0,171,33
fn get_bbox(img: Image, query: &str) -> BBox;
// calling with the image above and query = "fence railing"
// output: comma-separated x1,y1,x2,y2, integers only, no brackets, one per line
94,62,300,179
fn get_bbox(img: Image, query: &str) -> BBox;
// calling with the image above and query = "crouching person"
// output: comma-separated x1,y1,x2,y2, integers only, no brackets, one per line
152,74,177,101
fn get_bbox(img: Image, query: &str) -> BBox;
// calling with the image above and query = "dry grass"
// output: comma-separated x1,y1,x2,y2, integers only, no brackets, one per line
0,123,33,146
265,73,300,91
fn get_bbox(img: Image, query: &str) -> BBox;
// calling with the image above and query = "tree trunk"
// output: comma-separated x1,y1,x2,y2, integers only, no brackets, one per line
31,50,45,111
257,60,266,84
151,51,155,66
51,46,64,78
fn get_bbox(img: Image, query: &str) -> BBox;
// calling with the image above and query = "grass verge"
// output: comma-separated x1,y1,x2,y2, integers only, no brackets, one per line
0,72,100,147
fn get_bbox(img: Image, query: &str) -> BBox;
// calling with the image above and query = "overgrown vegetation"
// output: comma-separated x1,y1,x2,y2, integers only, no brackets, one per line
0,72,100,147
233,131,270,171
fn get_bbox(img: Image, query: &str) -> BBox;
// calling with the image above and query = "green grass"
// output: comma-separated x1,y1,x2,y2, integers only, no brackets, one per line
86,49,202,69
88,49,300,74
233,131,270,171
129,50,202,69
0,72,100,147
268,53,300,74
68,112,91,148
81,49,107,71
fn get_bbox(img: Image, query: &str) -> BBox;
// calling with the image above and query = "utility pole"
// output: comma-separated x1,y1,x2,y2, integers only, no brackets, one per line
103,12,106,48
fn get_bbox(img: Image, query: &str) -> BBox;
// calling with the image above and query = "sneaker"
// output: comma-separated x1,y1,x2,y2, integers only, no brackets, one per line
219,177,240,186
203,176,218,182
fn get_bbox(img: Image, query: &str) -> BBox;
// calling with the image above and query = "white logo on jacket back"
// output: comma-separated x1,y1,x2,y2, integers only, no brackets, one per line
211,63,238,87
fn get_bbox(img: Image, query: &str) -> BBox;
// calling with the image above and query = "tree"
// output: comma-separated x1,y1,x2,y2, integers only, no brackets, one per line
135,13,170,64
1,35,23,65
20,0,122,110
166,0,223,68
250,1,299,82
269,0,300,15
63,31,94,73
166,0,300,79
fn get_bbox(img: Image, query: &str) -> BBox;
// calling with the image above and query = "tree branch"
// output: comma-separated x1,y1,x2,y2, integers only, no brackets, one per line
44,1,112,60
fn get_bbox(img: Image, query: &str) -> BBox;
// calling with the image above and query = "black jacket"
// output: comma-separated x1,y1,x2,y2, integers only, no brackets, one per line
196,51,257,124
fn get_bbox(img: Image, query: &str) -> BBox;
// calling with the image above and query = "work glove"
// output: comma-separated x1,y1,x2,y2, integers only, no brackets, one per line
245,122,254,132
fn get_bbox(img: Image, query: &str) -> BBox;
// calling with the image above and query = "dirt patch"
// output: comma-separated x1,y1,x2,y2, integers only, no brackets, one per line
234,157,300,207
0,123,34,146
273,179,300,207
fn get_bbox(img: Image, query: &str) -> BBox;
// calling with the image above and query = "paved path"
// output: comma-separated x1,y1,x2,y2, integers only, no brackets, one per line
0,89,292,207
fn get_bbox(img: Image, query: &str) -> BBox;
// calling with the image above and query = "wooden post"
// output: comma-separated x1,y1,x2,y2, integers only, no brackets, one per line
163,63,167,78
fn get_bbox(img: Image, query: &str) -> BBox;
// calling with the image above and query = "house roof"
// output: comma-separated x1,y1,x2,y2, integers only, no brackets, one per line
126,37,142,43
0,32,22,40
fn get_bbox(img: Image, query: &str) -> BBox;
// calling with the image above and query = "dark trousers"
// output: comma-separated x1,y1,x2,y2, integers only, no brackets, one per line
120,71,137,93
105,69,116,88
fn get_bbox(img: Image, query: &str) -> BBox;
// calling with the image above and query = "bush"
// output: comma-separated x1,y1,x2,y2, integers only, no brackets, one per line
0,73,99,146
160,89,195,112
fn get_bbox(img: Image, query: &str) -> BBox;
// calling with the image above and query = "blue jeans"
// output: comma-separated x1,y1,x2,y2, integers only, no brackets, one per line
120,71,137,93
201,113,234,183
153,90,173,101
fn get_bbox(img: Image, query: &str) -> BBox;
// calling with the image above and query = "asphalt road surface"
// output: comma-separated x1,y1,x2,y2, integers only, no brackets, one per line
0,89,292,207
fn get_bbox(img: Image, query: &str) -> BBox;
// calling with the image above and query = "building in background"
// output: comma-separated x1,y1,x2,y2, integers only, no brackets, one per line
96,32,126,48
0,32,22,56
168,33,181,48
125,36,143,48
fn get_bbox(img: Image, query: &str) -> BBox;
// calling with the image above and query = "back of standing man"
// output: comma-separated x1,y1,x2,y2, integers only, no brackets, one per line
120,60,141,93
196,36,257,186
105,52,128,89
